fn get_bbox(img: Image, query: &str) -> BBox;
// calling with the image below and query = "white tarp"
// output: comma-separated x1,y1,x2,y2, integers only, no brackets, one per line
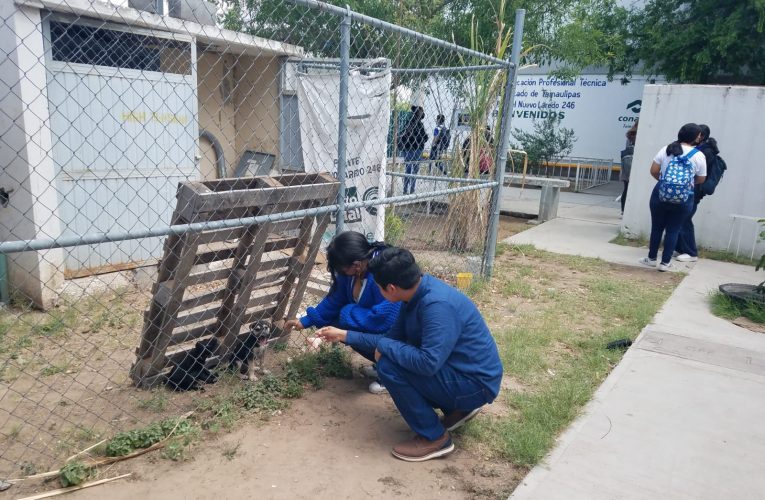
296,65,391,243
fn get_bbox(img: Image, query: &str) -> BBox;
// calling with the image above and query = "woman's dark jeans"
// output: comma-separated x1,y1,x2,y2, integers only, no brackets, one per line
648,185,694,265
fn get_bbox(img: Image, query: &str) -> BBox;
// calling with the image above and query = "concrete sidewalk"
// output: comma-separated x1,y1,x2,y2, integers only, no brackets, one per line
505,189,765,499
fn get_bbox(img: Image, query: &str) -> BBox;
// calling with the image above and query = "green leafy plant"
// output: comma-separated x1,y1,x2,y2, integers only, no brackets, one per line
104,417,195,457
384,213,407,246
59,461,92,487
512,109,577,172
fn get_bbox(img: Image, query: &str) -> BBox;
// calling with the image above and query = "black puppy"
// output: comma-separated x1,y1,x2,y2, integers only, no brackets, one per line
166,337,219,391
229,321,277,382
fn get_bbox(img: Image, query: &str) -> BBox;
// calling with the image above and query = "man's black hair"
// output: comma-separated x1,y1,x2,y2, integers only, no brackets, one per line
368,247,421,289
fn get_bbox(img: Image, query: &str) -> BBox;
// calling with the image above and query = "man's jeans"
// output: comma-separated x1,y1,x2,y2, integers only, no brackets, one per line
648,185,694,264
402,149,423,195
377,357,496,441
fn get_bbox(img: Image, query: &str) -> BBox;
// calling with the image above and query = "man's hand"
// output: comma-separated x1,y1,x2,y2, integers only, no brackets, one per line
316,326,347,343
374,349,382,362
284,319,304,332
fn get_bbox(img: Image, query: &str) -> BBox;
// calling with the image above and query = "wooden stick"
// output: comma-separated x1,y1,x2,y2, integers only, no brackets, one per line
65,438,107,463
16,474,132,500
10,412,194,482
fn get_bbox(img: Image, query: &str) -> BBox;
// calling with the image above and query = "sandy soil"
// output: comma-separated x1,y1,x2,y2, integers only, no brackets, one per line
62,374,520,500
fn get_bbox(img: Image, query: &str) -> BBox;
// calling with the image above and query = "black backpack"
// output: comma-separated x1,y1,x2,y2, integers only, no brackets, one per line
700,154,727,196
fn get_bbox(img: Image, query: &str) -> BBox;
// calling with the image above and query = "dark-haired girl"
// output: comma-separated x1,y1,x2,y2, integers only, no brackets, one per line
284,231,401,393
639,123,706,272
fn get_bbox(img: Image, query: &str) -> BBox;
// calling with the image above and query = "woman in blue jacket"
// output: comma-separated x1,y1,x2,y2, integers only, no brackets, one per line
284,231,401,393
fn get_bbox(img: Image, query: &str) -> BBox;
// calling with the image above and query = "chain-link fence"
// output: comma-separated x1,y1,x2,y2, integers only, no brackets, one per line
0,0,519,478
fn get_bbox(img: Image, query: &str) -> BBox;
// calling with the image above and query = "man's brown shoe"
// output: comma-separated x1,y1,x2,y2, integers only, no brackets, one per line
391,432,454,462
442,408,482,431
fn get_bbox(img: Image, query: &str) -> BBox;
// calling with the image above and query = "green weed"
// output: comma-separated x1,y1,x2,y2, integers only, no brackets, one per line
222,442,241,460
59,461,92,487
710,291,765,324
137,389,169,413
40,361,71,377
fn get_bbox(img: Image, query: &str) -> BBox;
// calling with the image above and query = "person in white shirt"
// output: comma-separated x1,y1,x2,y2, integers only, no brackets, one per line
639,123,706,272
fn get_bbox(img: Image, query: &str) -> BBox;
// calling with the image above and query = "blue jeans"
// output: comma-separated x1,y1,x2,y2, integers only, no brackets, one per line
675,200,699,257
402,149,423,194
376,357,496,441
648,186,694,264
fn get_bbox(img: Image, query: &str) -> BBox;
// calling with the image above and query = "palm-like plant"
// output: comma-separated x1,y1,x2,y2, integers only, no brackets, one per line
445,0,535,252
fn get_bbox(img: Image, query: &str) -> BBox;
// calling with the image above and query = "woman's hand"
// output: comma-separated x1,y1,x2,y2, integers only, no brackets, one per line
284,319,304,332
316,326,347,343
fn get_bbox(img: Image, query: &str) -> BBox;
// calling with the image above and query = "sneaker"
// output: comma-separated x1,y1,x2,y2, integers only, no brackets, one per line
672,251,680,258
658,262,673,272
391,432,454,462
369,381,387,394
360,365,378,379
675,253,698,262
442,408,482,432
638,257,657,268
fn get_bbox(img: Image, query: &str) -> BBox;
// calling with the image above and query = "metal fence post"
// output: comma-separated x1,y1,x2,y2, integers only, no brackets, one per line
483,9,525,278
335,6,351,233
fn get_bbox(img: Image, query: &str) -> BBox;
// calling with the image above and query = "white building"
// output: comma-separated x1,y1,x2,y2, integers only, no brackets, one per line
0,0,302,307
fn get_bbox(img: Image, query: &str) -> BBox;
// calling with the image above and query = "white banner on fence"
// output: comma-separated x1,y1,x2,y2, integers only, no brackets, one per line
296,66,391,244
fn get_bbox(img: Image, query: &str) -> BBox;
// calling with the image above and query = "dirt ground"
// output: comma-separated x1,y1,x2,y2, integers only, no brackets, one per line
2,216,678,500
63,373,521,500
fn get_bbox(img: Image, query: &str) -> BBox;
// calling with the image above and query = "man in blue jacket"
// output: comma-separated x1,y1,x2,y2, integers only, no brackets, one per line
318,247,503,461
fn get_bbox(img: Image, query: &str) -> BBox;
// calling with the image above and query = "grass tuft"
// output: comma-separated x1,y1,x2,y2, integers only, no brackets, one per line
710,291,765,324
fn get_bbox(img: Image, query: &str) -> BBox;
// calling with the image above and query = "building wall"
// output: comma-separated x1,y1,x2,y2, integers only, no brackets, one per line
0,4,65,308
197,51,237,177
234,55,281,172
622,84,765,259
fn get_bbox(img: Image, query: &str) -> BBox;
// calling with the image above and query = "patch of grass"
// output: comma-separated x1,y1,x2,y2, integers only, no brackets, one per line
503,278,534,299
31,308,77,337
40,361,71,377
461,246,679,467
7,424,22,440
698,249,756,266
137,389,169,413
710,292,765,324
222,442,241,460
495,242,510,257
610,231,648,248
197,347,353,434
465,277,488,298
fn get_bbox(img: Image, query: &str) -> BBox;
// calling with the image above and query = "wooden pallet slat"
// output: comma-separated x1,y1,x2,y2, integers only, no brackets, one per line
130,172,339,387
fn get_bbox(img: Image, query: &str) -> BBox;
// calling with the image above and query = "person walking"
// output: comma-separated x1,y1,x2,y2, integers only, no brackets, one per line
674,124,724,262
639,123,707,272
398,106,428,195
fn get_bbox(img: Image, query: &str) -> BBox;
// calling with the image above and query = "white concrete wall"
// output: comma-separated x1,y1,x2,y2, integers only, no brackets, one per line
0,4,65,309
622,85,765,259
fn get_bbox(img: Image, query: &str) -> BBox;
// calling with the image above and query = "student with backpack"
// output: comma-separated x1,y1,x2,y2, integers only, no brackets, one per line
639,123,707,272
674,124,726,262
430,114,451,174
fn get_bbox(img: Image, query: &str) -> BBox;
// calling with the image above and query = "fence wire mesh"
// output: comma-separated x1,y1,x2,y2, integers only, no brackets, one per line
0,0,513,478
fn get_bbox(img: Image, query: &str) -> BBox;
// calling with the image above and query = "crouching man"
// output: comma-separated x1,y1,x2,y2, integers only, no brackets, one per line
318,247,503,461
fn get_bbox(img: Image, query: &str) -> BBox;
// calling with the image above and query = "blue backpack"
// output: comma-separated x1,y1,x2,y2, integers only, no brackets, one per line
658,148,698,204
700,154,727,196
